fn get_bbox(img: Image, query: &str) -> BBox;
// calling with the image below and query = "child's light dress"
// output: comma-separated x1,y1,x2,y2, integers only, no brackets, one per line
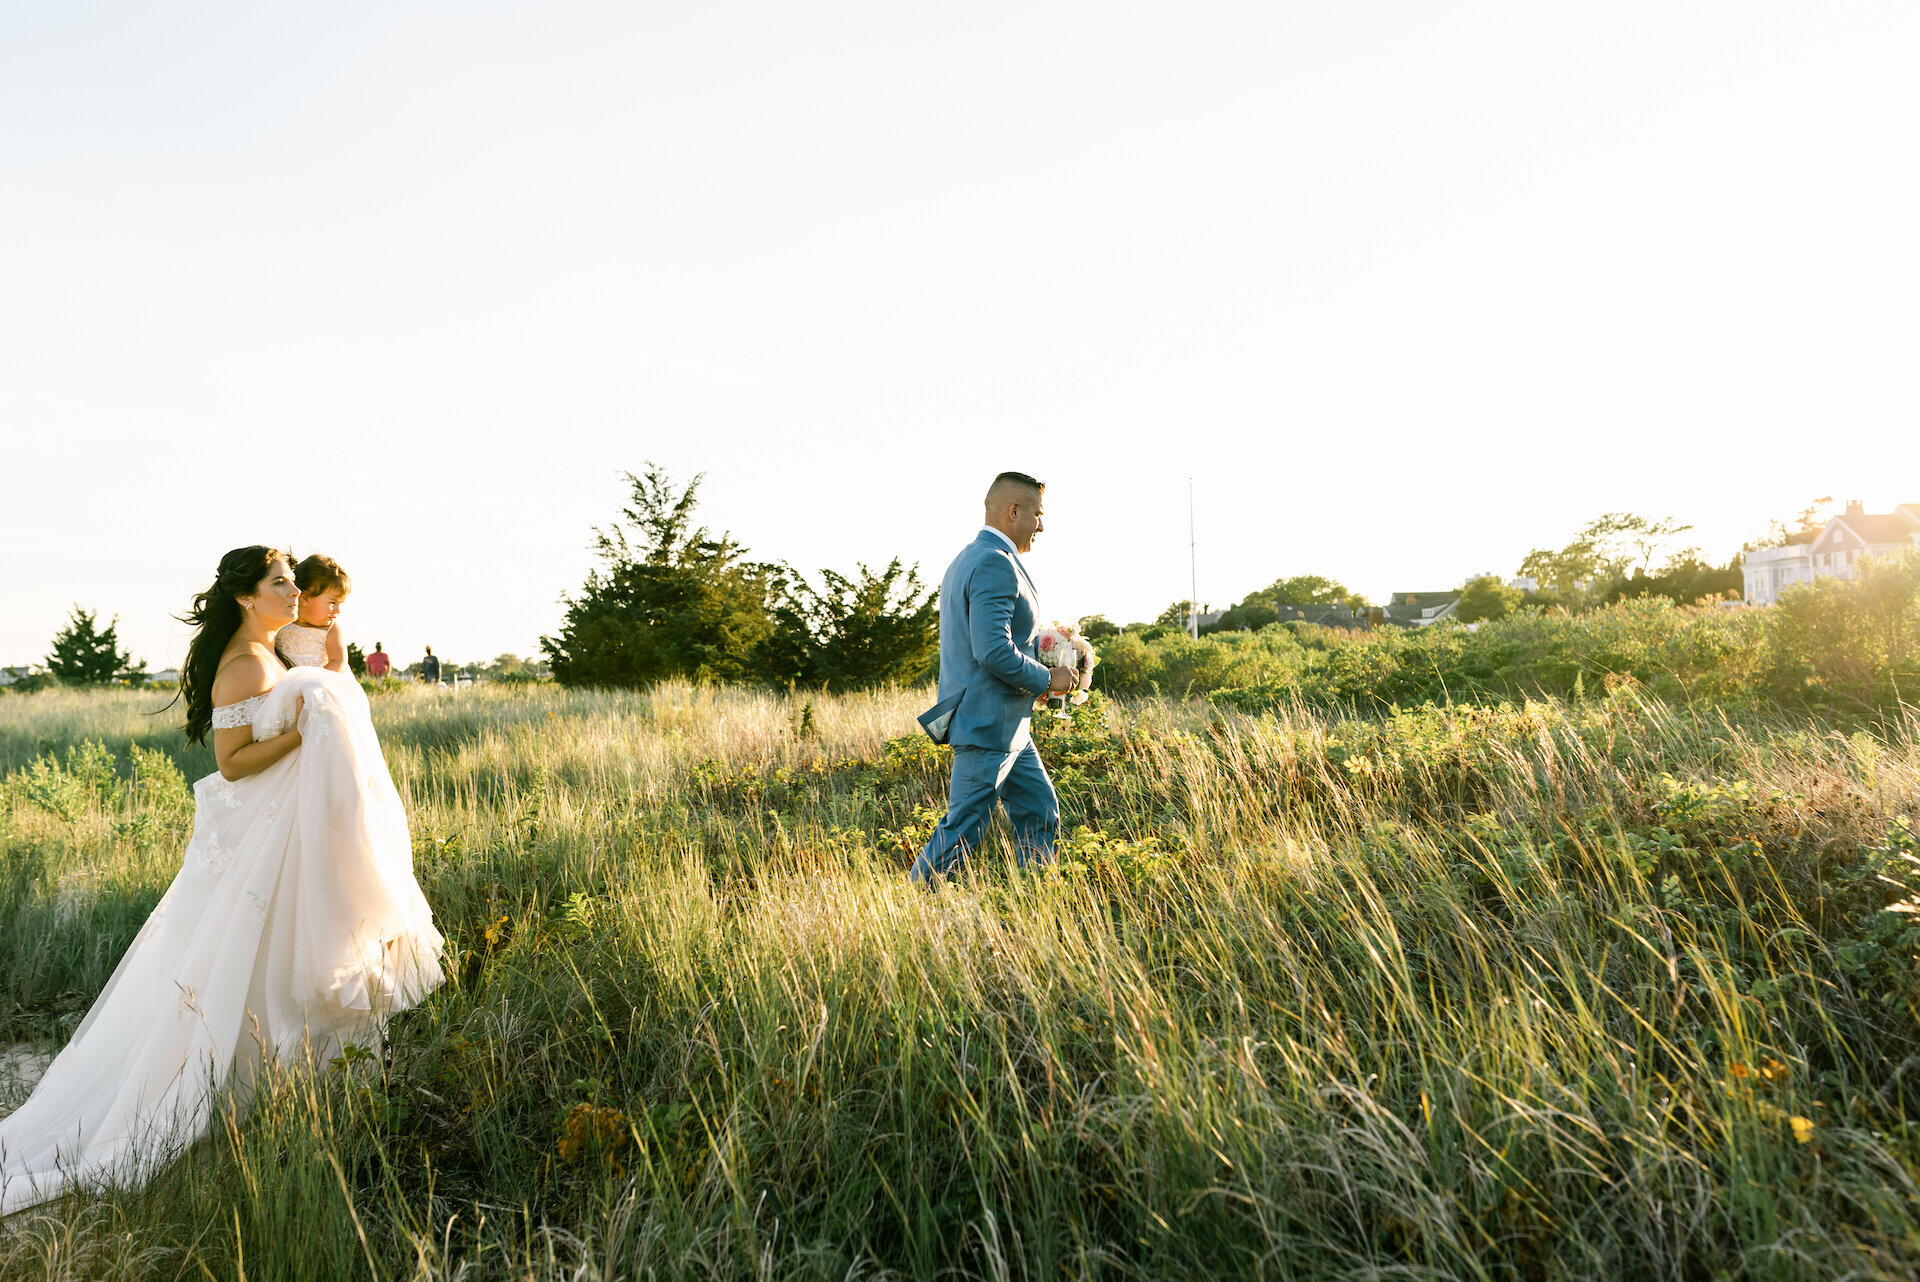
276,622,330,669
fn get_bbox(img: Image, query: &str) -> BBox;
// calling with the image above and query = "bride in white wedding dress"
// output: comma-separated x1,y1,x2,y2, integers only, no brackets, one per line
0,546,444,1214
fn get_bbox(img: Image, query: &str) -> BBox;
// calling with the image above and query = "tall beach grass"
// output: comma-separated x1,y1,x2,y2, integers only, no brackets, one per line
1,681,1917,1279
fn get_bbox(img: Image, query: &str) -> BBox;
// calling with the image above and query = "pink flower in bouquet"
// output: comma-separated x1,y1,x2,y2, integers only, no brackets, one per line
1034,623,1098,706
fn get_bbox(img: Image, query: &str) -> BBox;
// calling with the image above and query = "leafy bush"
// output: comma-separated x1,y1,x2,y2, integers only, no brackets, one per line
1767,550,1920,709
1096,625,1311,698
542,465,777,688
1455,574,1522,623
1299,598,1771,708
544,466,939,691
756,560,938,690
1115,567,1920,718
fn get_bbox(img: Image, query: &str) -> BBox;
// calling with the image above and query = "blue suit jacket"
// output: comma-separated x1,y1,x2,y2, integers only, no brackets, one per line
931,530,1053,752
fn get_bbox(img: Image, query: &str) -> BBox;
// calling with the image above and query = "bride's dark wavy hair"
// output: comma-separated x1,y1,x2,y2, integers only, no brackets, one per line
175,545,292,745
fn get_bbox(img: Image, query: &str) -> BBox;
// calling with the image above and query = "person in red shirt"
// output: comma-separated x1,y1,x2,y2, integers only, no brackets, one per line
366,642,391,678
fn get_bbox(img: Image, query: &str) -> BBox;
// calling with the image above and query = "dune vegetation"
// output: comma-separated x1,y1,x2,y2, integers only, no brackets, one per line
1,680,1917,1279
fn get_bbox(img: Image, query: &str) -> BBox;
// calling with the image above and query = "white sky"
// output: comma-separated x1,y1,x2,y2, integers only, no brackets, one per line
2,1,1916,671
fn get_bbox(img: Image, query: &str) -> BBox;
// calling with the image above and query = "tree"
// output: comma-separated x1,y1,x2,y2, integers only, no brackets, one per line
1610,514,1694,576
482,654,546,683
346,642,367,677
1213,598,1279,633
1455,575,1522,623
1610,552,1743,606
1746,496,1834,550
46,606,142,685
757,560,939,689
1077,615,1120,641
1257,574,1367,609
542,465,776,687
1156,600,1198,628
1207,573,1366,633
1517,538,1602,597
1518,513,1693,599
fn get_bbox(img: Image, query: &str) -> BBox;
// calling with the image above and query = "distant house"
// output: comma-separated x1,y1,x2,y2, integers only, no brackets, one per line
1381,592,1460,629
0,664,48,686
1742,499,1920,605
1271,603,1366,629
1509,576,1539,592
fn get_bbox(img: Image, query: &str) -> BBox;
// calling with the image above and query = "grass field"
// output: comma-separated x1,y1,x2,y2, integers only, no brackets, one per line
2,681,1918,1280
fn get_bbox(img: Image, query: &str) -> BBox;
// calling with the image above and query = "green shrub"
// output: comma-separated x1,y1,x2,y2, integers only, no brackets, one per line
1767,550,1920,709
1095,625,1310,698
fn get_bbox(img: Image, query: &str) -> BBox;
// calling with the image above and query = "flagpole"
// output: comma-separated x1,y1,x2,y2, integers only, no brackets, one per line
1189,478,1198,639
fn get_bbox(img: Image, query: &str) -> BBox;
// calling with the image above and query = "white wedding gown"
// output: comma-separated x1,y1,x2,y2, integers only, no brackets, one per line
0,666,444,1213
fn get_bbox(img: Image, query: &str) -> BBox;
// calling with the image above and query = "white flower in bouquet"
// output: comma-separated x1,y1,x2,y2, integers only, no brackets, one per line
1034,623,1098,706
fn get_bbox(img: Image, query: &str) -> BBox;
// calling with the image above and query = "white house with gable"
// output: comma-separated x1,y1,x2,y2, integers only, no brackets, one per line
1742,500,1920,605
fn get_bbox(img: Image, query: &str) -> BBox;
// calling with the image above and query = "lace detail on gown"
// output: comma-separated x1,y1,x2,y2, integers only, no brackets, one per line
211,695,267,731
276,624,330,669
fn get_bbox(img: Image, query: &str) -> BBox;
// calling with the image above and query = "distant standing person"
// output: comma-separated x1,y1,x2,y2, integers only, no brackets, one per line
420,646,441,686
366,642,390,678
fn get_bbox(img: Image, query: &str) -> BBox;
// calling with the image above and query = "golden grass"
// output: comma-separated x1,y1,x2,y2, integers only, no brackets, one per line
0,680,1916,1280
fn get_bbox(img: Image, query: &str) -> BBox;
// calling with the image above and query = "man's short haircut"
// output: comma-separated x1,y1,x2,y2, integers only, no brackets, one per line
985,471,1045,508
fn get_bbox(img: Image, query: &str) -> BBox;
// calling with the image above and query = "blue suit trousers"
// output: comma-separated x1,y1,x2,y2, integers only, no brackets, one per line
910,742,1060,881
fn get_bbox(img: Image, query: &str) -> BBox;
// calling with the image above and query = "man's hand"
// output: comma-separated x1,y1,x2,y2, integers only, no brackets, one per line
1047,666,1078,694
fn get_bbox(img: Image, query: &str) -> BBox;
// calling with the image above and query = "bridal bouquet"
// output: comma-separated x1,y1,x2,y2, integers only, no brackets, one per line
1035,623,1097,708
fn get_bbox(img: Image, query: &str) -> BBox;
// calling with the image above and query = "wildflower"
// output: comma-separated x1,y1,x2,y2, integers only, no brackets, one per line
1790,1115,1815,1144
557,1101,631,1168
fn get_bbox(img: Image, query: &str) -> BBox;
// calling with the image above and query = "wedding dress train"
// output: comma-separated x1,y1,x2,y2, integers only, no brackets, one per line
0,666,444,1213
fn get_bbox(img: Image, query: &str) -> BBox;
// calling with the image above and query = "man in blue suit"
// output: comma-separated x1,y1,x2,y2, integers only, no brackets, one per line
911,471,1081,882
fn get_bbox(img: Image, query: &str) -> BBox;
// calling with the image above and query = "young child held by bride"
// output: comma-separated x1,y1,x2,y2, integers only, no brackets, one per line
277,553,352,673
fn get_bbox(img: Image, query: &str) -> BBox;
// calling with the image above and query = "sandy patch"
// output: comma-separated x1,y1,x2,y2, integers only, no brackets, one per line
0,1045,52,1112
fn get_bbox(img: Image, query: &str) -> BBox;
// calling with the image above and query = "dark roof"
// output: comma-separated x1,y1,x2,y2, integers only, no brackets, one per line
1387,591,1460,608
1271,605,1363,628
